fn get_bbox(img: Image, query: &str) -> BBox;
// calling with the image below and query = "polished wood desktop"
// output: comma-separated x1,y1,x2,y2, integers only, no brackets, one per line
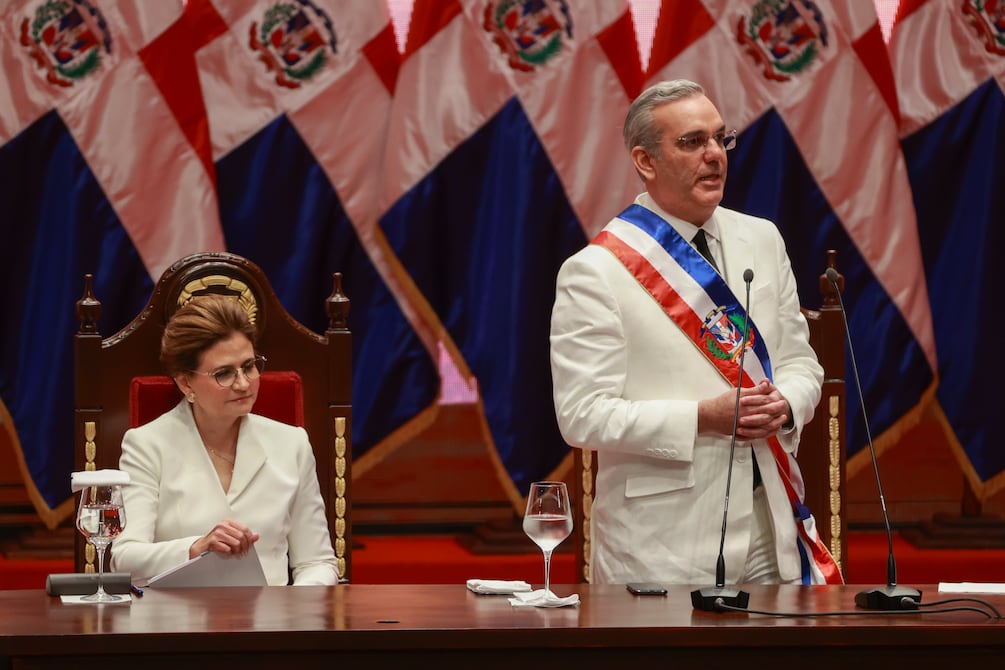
1,584,1002,669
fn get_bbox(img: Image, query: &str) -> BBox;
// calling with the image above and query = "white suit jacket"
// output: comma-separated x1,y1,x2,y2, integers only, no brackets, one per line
550,196,822,585
110,400,338,586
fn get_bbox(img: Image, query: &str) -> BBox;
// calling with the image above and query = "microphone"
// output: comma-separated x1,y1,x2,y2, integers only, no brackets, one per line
691,268,754,612
825,267,922,611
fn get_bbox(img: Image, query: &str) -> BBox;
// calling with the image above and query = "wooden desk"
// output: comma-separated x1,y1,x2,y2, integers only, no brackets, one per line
1,584,1003,669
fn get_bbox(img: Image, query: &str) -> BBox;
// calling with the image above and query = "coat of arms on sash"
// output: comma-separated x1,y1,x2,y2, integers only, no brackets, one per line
699,305,754,362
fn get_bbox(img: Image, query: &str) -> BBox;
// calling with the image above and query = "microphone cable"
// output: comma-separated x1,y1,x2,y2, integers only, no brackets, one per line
919,596,1002,618
711,598,1001,619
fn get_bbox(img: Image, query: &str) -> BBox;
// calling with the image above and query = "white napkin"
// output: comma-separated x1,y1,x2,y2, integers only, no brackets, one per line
70,469,131,492
508,589,580,608
466,579,533,595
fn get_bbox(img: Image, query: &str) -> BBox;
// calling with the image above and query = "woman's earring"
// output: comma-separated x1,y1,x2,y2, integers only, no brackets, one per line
187,392,196,404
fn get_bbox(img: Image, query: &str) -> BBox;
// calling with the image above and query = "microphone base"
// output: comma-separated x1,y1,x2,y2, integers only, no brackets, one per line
854,585,923,610
690,586,750,612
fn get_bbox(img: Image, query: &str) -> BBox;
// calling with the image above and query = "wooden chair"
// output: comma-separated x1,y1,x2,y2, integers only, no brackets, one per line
73,252,353,582
571,251,847,582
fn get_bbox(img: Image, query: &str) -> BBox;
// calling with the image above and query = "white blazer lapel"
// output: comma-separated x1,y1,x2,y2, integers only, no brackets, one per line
173,401,233,511
718,211,756,302
228,416,267,502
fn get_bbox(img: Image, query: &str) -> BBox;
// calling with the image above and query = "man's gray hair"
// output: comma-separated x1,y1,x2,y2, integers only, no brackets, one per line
623,80,705,158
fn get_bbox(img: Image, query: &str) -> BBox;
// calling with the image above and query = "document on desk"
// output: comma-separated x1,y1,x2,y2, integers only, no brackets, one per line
938,582,1005,594
143,547,267,588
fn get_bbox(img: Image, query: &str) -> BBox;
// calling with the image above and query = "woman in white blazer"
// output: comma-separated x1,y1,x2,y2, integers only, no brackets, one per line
110,295,337,586
550,80,826,586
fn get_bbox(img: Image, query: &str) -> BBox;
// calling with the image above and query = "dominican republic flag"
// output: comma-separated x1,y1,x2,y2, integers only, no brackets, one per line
185,0,439,473
890,0,1005,497
379,0,643,507
645,0,938,470
0,0,224,525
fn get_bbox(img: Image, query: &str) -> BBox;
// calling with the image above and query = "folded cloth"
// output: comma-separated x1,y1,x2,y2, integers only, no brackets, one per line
70,469,131,492
466,579,533,595
508,589,580,608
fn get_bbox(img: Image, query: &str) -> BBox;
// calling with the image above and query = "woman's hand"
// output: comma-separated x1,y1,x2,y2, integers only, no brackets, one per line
190,519,260,559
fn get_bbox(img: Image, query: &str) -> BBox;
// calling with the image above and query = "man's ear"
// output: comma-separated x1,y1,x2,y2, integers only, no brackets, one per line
630,146,656,182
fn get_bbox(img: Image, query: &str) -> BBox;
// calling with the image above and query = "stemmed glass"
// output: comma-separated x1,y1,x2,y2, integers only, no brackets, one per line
75,484,127,602
522,481,573,596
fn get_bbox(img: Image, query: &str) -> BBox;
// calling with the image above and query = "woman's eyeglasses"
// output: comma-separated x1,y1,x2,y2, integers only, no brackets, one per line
192,355,267,388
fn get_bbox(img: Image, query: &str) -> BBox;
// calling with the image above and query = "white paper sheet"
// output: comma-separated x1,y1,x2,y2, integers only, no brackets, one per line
938,582,1005,594
143,547,267,588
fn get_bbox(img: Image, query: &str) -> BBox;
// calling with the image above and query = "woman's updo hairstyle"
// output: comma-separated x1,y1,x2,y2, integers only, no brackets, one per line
160,294,257,377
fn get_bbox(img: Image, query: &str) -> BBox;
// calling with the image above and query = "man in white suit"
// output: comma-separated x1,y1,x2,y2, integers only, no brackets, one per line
550,80,838,586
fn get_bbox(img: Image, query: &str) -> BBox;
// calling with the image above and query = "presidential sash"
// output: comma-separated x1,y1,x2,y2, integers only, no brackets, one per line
592,204,842,586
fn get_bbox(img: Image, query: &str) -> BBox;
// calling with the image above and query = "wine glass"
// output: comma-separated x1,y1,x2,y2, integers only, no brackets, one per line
523,481,573,596
75,484,127,602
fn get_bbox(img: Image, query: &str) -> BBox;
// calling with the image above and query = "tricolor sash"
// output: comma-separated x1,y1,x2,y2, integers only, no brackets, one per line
592,204,843,585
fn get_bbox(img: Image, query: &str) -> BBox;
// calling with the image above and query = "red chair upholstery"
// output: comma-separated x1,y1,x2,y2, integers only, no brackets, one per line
129,372,305,429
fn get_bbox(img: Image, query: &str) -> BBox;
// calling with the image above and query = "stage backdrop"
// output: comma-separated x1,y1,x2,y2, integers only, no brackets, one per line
0,0,1000,527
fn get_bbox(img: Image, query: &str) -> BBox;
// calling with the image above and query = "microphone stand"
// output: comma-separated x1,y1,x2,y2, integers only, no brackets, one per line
826,268,922,611
691,269,754,612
